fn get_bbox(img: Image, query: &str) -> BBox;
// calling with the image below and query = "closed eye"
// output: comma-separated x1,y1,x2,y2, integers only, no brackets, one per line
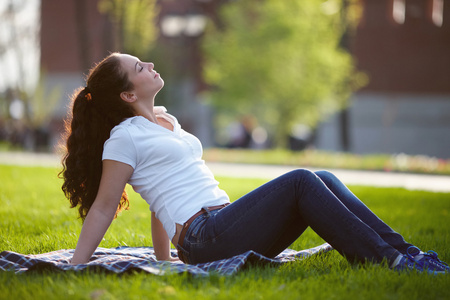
135,61,144,72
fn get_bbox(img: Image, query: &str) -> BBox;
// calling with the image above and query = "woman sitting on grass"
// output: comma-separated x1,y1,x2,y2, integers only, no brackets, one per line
60,53,449,274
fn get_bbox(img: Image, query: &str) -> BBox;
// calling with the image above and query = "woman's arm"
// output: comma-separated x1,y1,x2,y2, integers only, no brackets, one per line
151,212,178,261
70,160,134,264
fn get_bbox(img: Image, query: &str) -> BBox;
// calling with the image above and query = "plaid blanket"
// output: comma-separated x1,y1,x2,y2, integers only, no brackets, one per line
0,243,332,276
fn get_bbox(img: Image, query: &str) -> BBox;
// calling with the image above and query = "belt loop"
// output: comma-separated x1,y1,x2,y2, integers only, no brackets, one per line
177,244,188,263
202,207,211,217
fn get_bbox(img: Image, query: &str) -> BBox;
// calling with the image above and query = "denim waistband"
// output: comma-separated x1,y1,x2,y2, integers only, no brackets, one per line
176,206,227,263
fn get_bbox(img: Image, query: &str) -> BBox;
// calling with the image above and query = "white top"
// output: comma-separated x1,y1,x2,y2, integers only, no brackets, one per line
102,106,230,240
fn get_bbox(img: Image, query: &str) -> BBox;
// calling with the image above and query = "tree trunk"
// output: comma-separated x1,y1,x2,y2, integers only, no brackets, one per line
74,0,91,73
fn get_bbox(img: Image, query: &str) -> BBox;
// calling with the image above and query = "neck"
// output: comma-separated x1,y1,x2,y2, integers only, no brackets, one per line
139,111,158,124
132,100,158,124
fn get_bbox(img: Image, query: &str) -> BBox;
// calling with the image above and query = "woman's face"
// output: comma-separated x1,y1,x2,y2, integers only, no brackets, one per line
119,54,164,101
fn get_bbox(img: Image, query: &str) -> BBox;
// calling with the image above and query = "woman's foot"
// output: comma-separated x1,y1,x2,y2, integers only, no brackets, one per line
392,246,449,274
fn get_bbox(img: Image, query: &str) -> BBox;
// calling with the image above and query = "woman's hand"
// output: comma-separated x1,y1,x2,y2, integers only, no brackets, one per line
157,256,181,263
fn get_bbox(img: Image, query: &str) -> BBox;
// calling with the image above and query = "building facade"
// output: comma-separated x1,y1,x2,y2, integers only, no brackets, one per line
40,0,450,158
316,0,450,158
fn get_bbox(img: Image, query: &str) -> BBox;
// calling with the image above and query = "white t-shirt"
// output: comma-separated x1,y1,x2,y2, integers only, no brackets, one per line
102,107,230,240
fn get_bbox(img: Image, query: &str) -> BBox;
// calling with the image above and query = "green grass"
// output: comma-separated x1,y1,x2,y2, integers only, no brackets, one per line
1,165,449,300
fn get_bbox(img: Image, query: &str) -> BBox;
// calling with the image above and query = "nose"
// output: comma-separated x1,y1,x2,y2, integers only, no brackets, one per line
147,62,154,70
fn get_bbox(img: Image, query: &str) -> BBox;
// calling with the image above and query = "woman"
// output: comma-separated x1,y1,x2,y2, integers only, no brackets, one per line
61,53,448,274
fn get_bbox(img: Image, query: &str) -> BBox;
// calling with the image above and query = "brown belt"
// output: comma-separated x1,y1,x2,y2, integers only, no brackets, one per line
177,203,229,263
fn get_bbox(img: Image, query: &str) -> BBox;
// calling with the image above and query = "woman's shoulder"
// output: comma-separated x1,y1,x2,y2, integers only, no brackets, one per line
108,117,143,139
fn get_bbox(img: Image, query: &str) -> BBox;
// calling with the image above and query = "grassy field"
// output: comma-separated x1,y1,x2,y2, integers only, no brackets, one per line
0,165,449,300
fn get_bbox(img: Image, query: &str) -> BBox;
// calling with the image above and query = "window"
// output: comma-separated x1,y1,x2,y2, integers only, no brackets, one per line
431,0,444,27
393,0,406,24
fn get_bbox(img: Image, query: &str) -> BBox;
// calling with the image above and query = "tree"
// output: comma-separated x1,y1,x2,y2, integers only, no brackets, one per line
0,0,54,150
202,0,362,147
338,0,363,151
98,0,159,58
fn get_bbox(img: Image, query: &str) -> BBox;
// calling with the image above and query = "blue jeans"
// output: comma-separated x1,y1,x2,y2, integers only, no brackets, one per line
177,169,412,265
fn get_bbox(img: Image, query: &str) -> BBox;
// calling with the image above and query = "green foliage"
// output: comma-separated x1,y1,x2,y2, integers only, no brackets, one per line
202,0,362,146
98,0,159,58
1,165,450,300
28,72,62,128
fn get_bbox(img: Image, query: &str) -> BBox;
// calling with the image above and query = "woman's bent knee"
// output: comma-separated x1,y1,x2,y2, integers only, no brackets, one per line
315,170,335,179
315,170,339,186
284,169,320,183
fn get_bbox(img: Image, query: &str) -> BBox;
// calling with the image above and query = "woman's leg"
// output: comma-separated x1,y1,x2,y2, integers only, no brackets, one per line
314,170,413,254
181,169,401,265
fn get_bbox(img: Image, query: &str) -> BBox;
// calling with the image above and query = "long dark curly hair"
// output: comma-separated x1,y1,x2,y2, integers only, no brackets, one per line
60,53,136,221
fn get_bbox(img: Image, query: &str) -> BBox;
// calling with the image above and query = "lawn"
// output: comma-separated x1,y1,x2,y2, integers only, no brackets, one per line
0,165,449,300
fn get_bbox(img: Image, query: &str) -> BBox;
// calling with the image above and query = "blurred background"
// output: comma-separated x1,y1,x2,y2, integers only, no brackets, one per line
0,0,449,159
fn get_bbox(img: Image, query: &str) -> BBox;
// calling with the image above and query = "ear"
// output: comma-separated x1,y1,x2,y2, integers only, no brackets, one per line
120,91,137,103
